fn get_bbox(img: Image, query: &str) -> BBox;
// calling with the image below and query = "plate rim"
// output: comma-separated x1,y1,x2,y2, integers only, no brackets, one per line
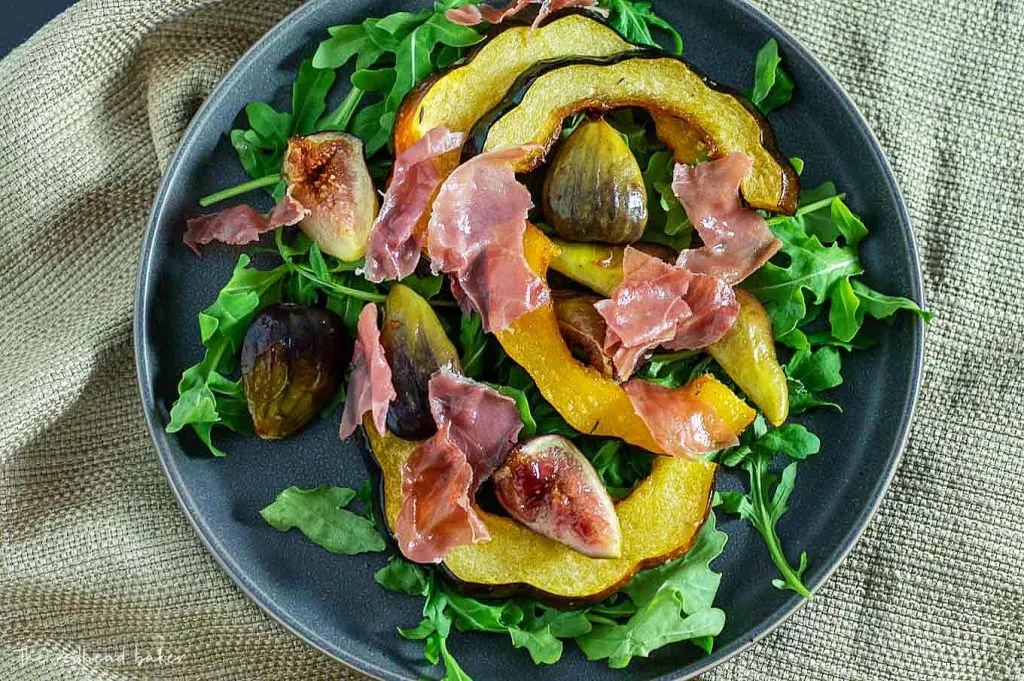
133,1,927,679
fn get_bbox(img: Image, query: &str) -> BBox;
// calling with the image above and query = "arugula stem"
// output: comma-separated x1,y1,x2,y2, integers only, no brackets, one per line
767,193,847,225
648,349,699,363
199,174,282,207
318,86,365,132
749,458,811,598
294,266,388,303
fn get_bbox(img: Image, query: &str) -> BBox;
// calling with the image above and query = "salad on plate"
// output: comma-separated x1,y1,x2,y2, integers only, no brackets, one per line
166,1,930,677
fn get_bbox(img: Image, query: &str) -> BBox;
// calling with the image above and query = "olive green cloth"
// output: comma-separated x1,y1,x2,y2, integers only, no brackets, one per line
0,0,1021,679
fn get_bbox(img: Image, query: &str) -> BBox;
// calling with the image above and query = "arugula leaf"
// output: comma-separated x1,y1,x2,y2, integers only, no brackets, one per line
260,485,385,554
166,255,287,456
576,514,727,667
750,38,794,114
291,60,337,135
458,313,487,378
376,558,430,596
313,24,377,70
787,376,841,415
582,439,653,499
786,346,843,392
601,0,683,55
397,272,445,300
489,384,538,437
716,419,821,597
640,150,692,250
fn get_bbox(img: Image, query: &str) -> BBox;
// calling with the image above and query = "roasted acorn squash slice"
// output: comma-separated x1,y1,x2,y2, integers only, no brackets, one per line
366,371,750,604
393,14,635,161
469,53,799,213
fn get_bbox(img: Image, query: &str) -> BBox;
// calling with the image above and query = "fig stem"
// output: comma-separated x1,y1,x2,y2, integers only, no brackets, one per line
767,193,847,224
199,174,282,207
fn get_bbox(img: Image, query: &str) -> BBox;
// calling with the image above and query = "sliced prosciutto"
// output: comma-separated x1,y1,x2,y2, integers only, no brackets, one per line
428,370,523,490
624,378,738,457
427,144,549,332
394,422,490,563
364,127,465,283
184,194,306,256
446,0,599,29
339,304,397,438
661,272,739,351
672,153,782,284
594,248,737,378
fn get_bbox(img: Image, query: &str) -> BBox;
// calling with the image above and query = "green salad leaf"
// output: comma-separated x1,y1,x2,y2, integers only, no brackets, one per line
601,0,684,55
458,313,488,378
715,415,820,597
260,485,385,554
577,513,727,667
746,189,930,344
750,38,794,114
165,255,287,456
376,513,727,680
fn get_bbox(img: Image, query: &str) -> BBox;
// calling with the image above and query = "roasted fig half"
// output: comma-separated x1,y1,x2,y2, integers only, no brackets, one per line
365,373,747,603
281,132,378,262
543,117,647,244
241,303,346,439
380,284,462,439
552,291,614,378
493,435,622,559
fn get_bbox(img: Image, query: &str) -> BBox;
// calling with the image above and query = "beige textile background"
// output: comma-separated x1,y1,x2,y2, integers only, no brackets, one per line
0,0,1022,679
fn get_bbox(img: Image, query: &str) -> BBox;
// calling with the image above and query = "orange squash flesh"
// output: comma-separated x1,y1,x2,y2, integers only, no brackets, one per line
478,56,799,213
497,227,662,451
364,227,756,603
367,372,750,603
393,14,634,161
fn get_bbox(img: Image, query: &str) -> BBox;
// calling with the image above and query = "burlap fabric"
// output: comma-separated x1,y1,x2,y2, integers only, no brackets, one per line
0,0,1020,679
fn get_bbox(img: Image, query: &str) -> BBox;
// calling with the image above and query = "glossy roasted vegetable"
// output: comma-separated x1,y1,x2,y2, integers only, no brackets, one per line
549,239,675,297
493,435,622,559
548,241,790,423
652,113,713,164
707,289,789,426
241,304,346,439
393,14,634,162
493,226,755,453
366,373,751,603
469,53,799,213
542,118,647,243
552,291,614,378
281,132,378,261
380,284,461,439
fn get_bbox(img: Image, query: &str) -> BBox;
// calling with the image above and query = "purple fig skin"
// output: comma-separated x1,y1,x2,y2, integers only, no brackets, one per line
492,434,622,558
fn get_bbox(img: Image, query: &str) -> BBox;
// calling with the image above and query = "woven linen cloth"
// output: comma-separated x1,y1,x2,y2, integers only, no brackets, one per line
1,0,1021,679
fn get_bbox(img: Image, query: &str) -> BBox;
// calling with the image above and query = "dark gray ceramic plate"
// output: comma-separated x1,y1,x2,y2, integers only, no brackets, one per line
135,1,926,679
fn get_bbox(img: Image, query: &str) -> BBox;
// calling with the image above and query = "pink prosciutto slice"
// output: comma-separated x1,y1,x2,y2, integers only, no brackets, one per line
184,193,306,256
428,369,523,489
594,248,737,378
394,422,490,563
446,0,598,29
624,378,739,457
364,127,465,283
339,303,396,438
662,272,739,351
427,144,548,332
672,153,782,284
